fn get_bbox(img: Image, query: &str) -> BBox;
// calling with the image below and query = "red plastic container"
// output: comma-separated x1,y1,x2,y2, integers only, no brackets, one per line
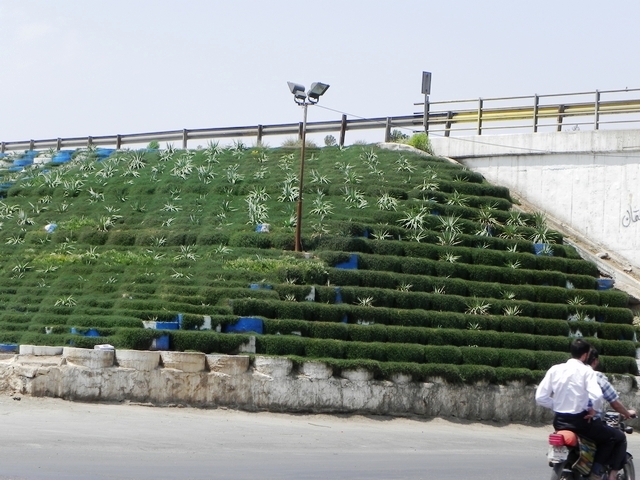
548,433,566,446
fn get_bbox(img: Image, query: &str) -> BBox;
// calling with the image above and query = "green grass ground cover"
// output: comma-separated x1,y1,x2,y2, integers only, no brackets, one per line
0,143,635,383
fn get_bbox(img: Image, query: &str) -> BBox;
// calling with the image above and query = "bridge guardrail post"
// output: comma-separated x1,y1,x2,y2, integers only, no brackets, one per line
257,125,263,146
477,98,483,135
533,94,539,133
557,105,565,132
594,90,601,130
339,114,347,147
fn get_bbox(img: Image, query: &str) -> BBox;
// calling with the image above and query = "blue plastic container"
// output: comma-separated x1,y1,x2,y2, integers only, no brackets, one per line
156,321,180,330
596,279,614,290
0,344,18,353
13,158,33,167
335,253,358,270
95,148,115,158
152,335,170,350
224,317,264,334
52,151,73,163
334,287,343,304
86,329,100,337
533,243,554,256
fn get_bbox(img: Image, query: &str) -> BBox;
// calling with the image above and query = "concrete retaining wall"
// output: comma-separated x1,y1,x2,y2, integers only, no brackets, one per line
1,347,638,424
430,130,640,271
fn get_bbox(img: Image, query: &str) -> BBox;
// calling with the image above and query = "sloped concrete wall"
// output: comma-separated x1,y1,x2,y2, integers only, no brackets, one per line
2,348,638,425
431,130,640,271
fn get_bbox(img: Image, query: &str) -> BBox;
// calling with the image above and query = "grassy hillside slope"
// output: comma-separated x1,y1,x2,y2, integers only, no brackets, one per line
0,143,634,384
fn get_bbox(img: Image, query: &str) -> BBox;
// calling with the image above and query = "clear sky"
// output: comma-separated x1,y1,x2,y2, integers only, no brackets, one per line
1,0,639,145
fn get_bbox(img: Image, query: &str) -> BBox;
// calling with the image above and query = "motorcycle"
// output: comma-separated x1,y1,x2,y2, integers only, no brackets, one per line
547,412,635,480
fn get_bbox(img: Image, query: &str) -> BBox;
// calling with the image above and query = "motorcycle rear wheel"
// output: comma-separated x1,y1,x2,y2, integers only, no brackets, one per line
550,463,574,480
619,458,635,480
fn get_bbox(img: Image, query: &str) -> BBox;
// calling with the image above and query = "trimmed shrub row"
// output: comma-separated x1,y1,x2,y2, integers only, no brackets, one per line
262,320,637,354
312,240,598,277
271,284,631,323
234,298,635,338
255,335,637,374
321,266,627,308
316,251,597,290
288,356,546,385
231,286,633,330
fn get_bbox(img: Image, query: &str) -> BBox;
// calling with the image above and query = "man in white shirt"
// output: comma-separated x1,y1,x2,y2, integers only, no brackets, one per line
585,348,634,480
535,339,623,480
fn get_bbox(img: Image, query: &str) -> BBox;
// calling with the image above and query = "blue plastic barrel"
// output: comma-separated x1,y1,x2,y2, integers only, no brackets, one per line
224,317,264,334
596,279,614,290
156,321,180,330
0,344,18,353
335,253,358,270
152,335,170,350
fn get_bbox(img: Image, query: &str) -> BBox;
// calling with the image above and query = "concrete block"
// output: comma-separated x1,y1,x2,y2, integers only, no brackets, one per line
63,347,114,369
115,350,160,371
300,361,333,380
206,354,250,375
24,346,64,356
612,375,635,394
390,372,412,384
253,356,292,378
160,351,205,373
341,368,374,382
233,336,256,354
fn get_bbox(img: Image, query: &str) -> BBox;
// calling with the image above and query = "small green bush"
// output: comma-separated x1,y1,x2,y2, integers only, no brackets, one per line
258,335,306,356
534,351,569,370
406,133,433,153
305,338,345,359
458,364,496,384
424,345,462,364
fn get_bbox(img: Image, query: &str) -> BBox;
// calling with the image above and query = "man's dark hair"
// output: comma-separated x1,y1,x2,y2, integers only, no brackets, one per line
587,348,599,366
570,339,592,359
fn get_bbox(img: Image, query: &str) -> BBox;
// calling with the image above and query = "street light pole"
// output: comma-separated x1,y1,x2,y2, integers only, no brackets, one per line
294,102,308,252
287,81,329,252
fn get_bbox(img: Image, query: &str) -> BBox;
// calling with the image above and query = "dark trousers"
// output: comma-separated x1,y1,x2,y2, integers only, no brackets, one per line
554,411,627,470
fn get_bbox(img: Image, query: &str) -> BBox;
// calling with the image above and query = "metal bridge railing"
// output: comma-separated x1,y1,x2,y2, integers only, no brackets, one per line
2,88,640,153
416,88,640,137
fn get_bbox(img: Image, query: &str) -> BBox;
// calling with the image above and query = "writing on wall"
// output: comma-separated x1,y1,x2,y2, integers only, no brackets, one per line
622,205,640,227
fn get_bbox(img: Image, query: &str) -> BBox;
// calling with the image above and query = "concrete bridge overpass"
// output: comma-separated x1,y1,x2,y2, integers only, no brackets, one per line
430,129,640,301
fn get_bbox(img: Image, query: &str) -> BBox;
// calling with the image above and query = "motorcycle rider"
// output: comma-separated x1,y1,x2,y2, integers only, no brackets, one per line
586,348,635,480
535,339,621,480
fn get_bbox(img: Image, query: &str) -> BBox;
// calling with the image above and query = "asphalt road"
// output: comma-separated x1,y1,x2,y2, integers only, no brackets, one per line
0,395,634,480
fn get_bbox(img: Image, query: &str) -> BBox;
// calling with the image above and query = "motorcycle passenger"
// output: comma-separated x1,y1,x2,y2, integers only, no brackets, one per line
586,348,635,480
535,339,620,480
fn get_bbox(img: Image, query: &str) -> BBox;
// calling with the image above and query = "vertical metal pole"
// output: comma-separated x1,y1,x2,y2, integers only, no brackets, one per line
56,138,62,151
116,135,122,150
384,118,392,142
0,142,5,154
29,140,35,151
339,114,346,147
477,98,483,135
594,90,600,130
557,105,565,132
423,94,430,133
533,94,539,133
294,102,308,252
257,125,263,146
444,111,453,137
182,129,188,149
87,136,93,147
